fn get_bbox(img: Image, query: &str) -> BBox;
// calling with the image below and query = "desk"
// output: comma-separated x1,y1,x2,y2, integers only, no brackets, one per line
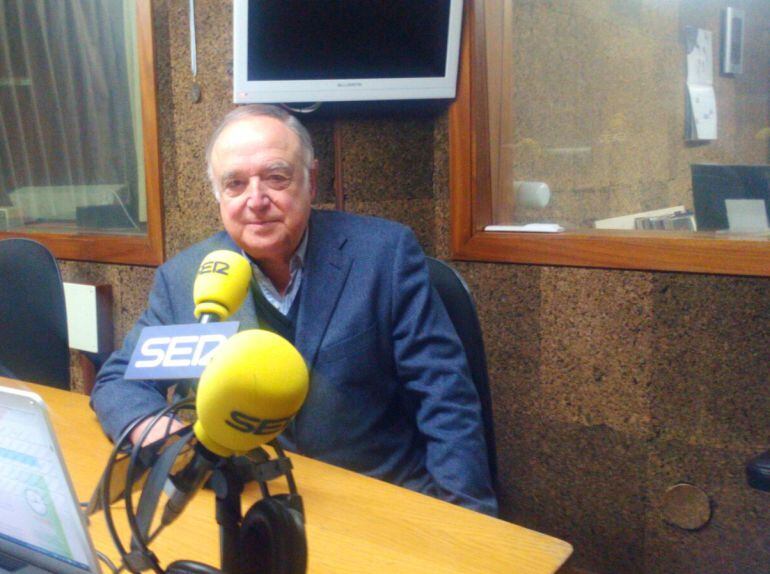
3,379,572,573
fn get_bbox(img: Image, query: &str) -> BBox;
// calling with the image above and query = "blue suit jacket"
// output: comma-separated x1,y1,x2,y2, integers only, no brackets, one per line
91,210,497,515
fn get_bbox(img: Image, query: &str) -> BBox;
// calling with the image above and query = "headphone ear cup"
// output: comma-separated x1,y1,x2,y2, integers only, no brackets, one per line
238,496,307,574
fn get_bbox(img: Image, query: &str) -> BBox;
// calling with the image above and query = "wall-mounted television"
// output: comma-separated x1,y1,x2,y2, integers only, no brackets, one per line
233,0,464,105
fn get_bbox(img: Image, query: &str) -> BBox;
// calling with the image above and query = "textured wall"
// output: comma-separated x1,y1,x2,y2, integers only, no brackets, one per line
59,2,770,572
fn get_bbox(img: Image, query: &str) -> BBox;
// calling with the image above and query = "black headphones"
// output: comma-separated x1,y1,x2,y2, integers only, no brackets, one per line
163,492,306,574
96,400,307,574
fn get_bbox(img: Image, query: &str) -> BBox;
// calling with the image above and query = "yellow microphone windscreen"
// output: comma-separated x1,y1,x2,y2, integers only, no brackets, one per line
193,250,252,320
194,330,309,456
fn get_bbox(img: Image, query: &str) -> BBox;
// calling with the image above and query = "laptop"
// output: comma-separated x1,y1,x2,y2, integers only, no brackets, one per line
0,387,101,573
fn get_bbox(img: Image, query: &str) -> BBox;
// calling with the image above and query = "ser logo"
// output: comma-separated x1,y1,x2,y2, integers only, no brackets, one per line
225,411,292,436
198,260,231,275
125,322,239,380
133,334,229,368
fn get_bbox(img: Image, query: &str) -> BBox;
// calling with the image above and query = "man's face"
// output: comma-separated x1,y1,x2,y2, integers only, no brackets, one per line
210,116,316,264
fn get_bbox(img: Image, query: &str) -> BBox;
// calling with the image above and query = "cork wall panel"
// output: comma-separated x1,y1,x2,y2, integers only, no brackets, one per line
459,261,542,426
337,117,435,201
163,0,236,256
431,113,451,259
455,260,769,573
538,267,656,437
650,274,770,449
506,417,648,574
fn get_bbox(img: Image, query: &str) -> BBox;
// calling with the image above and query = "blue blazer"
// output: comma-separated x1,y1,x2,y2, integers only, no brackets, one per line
91,210,497,515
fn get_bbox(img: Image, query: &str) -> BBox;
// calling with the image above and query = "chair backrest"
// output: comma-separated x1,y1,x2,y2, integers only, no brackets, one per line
0,238,70,389
426,256,498,492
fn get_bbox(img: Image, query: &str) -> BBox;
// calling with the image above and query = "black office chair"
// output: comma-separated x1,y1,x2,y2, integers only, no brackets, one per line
0,238,70,389
426,256,498,493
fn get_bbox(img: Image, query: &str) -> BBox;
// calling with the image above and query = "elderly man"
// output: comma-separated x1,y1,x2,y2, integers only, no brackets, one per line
91,105,497,516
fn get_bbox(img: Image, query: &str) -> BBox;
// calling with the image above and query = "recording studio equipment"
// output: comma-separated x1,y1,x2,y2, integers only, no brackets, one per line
125,250,251,381
97,329,309,574
94,252,309,574
194,330,309,456
161,330,309,526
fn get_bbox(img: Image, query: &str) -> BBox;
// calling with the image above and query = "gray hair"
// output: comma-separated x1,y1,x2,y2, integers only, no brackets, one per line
206,104,315,197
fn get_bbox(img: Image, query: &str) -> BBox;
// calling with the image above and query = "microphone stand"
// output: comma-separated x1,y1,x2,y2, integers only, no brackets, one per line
211,465,243,572
98,398,303,574
210,445,300,574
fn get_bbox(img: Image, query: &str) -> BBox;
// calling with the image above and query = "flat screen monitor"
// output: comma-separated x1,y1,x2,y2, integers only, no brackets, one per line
233,0,464,104
691,164,770,231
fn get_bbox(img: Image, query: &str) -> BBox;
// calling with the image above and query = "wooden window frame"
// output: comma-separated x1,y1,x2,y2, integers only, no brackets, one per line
0,0,163,266
449,0,769,277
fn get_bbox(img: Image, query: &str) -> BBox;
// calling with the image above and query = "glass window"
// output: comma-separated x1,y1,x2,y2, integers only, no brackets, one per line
0,0,162,265
486,0,769,234
449,0,770,276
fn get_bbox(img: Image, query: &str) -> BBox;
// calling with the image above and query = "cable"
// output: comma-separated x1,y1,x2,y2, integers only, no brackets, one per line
101,416,149,571
96,550,120,574
124,400,196,574
100,406,193,573
99,402,302,574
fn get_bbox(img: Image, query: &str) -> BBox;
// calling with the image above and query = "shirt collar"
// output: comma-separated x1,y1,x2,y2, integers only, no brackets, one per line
242,230,308,277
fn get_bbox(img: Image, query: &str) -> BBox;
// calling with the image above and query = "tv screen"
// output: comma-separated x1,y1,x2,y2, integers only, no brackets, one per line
233,0,464,104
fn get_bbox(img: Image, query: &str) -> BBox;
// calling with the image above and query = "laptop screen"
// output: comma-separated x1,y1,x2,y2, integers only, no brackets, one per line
0,388,99,573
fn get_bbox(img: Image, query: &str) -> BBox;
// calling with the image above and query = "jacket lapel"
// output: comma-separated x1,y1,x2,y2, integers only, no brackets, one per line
213,214,351,356
295,212,352,368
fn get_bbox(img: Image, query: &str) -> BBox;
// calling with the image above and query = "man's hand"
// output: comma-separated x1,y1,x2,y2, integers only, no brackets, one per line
129,415,186,446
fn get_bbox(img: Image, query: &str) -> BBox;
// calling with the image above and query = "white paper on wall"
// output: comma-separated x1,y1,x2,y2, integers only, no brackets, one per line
684,27,718,141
